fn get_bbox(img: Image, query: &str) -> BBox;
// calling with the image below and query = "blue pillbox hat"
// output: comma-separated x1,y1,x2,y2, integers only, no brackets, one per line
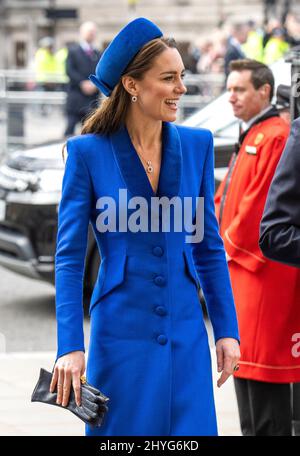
89,17,163,96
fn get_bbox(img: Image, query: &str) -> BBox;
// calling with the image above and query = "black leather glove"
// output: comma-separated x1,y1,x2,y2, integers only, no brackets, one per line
31,368,109,427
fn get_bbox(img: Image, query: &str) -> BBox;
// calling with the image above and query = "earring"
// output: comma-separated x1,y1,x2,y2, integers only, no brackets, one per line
132,95,137,102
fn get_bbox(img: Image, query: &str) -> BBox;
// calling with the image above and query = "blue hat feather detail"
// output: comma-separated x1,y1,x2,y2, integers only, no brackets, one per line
89,17,163,96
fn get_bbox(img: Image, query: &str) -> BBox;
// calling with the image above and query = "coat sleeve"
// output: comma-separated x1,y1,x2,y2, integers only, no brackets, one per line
191,132,240,344
54,138,93,362
223,134,287,272
259,118,300,268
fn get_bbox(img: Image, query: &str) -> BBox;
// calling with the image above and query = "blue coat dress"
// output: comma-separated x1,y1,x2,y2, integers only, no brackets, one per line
54,121,240,436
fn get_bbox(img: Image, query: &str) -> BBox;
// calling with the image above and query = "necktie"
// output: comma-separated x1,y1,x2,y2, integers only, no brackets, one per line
86,46,93,58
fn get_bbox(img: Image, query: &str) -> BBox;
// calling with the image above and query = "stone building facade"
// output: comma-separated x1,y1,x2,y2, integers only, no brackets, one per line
0,0,297,69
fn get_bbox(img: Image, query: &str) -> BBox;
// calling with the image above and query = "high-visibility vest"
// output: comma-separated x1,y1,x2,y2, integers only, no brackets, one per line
55,47,69,83
242,30,264,62
263,37,290,65
34,48,58,83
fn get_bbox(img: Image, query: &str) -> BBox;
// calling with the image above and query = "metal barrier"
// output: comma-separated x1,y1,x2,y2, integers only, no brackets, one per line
0,70,225,157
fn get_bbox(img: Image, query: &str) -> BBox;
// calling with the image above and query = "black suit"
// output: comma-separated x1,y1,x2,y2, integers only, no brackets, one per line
259,117,300,437
64,43,101,136
259,117,300,268
224,38,246,78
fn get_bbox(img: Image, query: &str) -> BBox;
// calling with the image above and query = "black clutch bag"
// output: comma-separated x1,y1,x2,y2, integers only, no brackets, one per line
31,367,110,428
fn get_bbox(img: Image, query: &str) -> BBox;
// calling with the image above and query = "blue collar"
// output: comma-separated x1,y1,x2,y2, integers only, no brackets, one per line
110,121,182,203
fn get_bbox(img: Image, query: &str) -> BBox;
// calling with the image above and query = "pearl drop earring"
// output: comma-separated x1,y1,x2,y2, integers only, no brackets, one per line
132,95,137,102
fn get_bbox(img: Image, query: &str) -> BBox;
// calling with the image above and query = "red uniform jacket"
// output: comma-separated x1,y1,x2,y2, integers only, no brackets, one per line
215,116,300,383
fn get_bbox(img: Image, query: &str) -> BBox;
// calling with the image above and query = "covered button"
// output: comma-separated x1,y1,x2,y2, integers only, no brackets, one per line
152,246,164,257
154,275,166,286
157,334,168,345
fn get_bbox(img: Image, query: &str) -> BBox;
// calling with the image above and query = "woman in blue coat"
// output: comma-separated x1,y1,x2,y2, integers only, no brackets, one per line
50,17,240,436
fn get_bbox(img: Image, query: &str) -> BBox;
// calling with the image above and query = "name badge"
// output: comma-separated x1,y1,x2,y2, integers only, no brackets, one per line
245,145,257,155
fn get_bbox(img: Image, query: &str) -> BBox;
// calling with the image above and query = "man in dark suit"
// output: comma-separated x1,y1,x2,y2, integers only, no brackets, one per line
224,23,248,78
64,21,101,137
259,112,300,437
259,115,300,267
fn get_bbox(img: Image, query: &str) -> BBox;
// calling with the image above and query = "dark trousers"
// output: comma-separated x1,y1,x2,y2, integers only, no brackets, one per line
64,112,85,137
234,377,292,436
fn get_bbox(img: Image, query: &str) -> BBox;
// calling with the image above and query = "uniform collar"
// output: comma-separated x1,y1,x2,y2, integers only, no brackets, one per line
110,121,182,203
241,104,273,131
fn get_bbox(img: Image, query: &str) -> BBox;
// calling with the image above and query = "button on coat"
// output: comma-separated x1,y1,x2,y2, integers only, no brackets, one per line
154,275,166,287
157,334,168,345
152,246,164,256
155,305,167,316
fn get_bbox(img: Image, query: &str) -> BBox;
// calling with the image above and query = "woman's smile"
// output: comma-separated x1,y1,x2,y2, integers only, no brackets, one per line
165,99,180,110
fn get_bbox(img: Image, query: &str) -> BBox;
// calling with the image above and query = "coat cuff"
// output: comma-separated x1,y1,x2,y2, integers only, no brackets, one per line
215,334,240,345
55,344,85,363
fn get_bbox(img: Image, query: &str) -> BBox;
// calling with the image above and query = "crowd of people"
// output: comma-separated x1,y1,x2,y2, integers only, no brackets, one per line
31,22,100,137
183,13,300,77
29,11,300,135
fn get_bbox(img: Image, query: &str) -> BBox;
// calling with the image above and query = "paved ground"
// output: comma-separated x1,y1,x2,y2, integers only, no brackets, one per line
0,347,241,436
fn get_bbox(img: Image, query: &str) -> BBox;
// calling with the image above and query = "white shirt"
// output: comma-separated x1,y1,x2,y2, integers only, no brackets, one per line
80,40,94,53
229,36,244,55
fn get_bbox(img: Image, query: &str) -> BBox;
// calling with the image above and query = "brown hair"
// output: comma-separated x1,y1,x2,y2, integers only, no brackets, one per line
229,59,275,101
62,142,67,164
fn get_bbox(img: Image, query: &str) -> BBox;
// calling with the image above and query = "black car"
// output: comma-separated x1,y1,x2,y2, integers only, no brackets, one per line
0,142,99,294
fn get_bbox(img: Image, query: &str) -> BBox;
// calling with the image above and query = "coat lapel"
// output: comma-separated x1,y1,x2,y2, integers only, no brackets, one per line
158,121,182,199
110,121,182,203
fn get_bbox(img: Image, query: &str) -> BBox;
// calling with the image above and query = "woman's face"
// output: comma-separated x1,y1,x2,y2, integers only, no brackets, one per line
126,47,187,122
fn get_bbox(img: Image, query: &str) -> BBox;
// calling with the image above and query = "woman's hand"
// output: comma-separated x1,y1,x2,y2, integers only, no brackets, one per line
216,338,240,388
49,350,85,407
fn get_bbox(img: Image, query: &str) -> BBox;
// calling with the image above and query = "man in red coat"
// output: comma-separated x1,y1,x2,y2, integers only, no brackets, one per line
214,59,300,435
